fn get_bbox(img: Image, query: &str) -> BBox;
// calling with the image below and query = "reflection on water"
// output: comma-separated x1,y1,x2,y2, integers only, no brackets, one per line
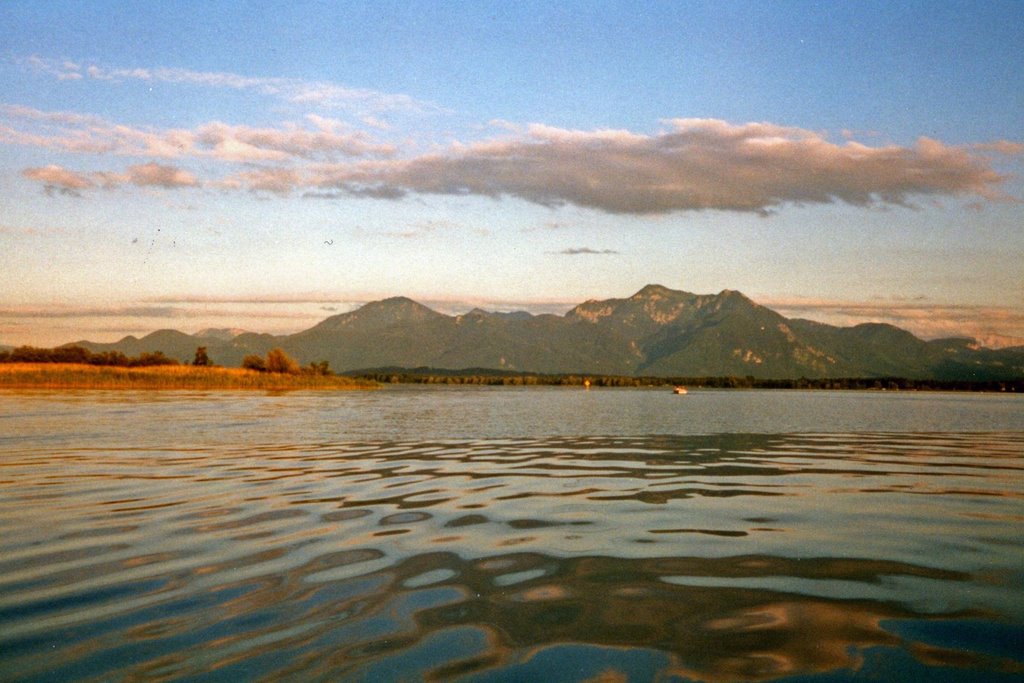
1,388,1022,681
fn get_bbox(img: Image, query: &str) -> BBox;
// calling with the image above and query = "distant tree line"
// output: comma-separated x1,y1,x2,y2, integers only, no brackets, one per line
347,368,1023,392
1,344,335,377
0,345,180,367
3,349,1018,391
243,348,333,376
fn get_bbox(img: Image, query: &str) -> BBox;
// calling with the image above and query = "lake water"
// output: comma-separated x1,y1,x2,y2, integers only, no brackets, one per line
1,386,1022,681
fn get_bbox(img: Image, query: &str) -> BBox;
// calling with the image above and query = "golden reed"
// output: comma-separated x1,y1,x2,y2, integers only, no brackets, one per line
0,363,376,390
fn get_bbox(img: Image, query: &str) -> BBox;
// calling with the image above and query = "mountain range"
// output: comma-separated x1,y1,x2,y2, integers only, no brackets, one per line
67,285,1024,380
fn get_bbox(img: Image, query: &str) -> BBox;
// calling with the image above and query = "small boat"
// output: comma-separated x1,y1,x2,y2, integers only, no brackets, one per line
672,386,687,394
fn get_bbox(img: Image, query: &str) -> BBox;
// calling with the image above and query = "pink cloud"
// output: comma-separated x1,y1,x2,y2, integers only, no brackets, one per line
2,105,392,163
13,112,1019,214
22,164,94,190
764,297,1024,348
22,163,198,194
124,162,198,188
295,119,1013,214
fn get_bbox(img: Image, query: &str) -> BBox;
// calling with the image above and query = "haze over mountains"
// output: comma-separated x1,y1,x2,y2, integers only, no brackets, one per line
68,285,1024,380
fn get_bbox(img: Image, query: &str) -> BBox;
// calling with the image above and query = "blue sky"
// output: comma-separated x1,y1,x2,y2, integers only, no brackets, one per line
2,1,1022,347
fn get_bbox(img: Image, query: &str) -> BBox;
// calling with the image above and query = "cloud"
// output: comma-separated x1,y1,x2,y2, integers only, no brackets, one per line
195,118,395,162
382,219,456,239
23,56,447,115
554,247,620,255
147,295,348,304
0,297,358,346
303,119,1012,214
21,164,94,196
972,140,1024,155
0,305,182,319
147,292,580,317
1,104,392,162
764,297,1024,348
124,162,199,188
215,167,299,195
12,109,1017,213
22,163,198,193
0,302,330,322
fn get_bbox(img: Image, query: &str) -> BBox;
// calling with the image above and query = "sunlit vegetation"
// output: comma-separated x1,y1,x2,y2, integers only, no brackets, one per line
0,363,376,390
192,346,212,366
0,345,179,367
241,348,327,375
0,345,370,390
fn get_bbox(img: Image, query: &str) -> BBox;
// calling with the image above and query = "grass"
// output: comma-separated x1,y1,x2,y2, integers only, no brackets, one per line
0,363,378,390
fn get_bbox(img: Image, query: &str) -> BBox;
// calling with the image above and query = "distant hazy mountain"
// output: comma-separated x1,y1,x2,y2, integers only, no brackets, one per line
194,327,249,341
68,285,1024,380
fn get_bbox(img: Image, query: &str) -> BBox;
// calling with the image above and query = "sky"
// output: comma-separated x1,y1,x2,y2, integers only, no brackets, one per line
1,0,1023,348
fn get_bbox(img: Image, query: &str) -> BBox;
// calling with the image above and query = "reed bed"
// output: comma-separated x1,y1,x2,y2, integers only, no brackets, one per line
0,363,377,390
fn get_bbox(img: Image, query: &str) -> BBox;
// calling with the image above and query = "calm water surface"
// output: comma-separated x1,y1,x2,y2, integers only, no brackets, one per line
1,387,1022,681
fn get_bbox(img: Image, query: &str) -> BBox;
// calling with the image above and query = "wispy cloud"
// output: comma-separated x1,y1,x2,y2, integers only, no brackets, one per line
554,247,620,255
0,302,327,323
22,56,448,115
1,104,394,163
146,295,350,305
149,293,580,316
0,305,183,319
381,218,460,240
764,296,1024,348
0,301,328,345
23,163,198,194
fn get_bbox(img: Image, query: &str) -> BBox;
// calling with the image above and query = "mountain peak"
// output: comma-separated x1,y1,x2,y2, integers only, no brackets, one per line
361,296,443,318
307,296,444,334
195,327,247,341
377,296,420,306
631,284,677,299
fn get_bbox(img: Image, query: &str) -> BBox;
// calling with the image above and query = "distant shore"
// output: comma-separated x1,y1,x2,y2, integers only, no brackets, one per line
0,363,378,390
1,363,1019,393
347,369,1023,392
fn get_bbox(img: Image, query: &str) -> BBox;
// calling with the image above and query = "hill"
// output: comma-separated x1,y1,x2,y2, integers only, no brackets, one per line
68,286,1024,380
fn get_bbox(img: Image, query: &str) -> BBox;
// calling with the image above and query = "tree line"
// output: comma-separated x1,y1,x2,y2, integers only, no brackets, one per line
3,348,1018,391
0,345,180,367
0,345,333,376
347,368,1022,392
241,349,332,376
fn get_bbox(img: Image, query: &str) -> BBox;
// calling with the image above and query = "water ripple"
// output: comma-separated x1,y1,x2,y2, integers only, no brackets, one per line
1,389,1023,680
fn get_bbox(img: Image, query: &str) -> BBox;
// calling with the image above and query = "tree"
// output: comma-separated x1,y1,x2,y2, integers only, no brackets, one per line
132,351,178,367
242,354,266,372
192,346,212,366
265,348,300,374
306,360,331,376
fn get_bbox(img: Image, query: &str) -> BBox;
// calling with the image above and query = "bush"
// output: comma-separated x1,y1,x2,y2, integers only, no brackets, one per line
305,360,332,376
242,354,267,372
265,348,300,374
130,351,179,367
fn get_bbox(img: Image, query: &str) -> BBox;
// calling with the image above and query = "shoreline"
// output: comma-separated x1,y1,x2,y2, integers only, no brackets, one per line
1,363,1019,393
0,363,378,390
348,371,1023,393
